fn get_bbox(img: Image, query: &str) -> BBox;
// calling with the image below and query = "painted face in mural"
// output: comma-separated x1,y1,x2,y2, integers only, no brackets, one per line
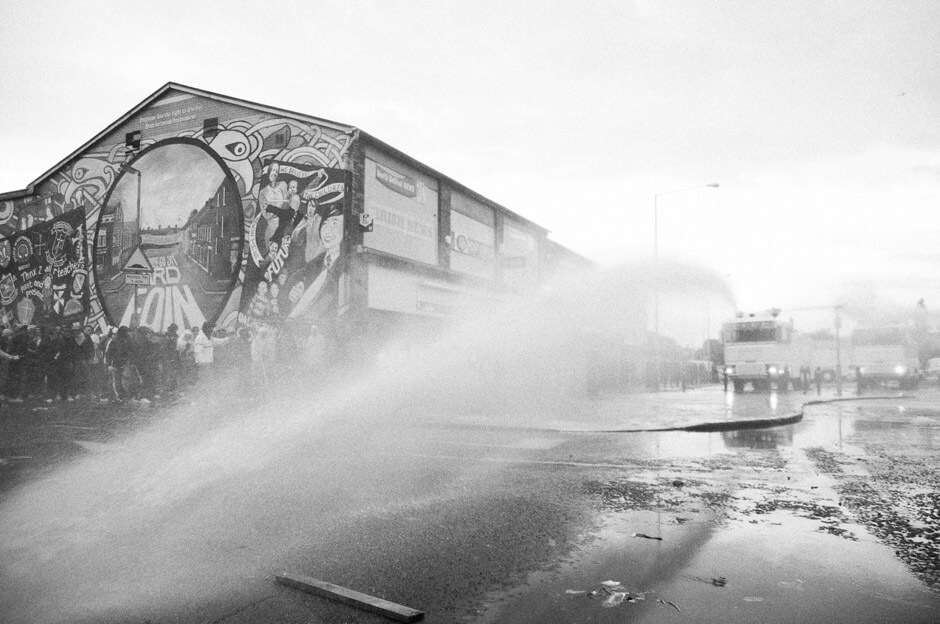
319,215,343,255
289,281,305,304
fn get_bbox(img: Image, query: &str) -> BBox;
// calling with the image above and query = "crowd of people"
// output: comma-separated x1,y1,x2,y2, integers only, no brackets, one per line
0,321,257,404
0,318,338,404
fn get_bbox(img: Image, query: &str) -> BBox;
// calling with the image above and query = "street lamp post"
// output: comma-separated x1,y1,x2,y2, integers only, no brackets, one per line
122,165,142,327
834,306,844,397
652,183,720,391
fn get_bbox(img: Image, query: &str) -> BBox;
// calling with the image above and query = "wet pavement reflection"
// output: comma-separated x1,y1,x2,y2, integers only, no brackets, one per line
476,387,940,624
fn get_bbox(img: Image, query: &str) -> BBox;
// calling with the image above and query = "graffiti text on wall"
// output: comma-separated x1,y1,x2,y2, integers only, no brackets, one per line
0,209,89,328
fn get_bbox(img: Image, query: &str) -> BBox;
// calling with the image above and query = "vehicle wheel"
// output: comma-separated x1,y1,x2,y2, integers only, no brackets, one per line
733,380,745,394
822,369,835,383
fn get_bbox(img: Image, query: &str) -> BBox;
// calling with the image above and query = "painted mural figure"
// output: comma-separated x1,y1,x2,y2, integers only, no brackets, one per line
253,162,325,279
248,281,272,320
244,163,348,329
286,202,344,320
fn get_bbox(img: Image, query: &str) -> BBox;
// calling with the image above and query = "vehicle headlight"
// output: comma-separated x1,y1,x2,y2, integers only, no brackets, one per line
894,365,907,376
858,367,867,375
767,366,779,375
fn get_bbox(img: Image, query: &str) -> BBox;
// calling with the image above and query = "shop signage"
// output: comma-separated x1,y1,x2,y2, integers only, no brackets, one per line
375,163,417,198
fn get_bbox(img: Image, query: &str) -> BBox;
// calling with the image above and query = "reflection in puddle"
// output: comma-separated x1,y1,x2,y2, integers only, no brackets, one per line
483,507,940,624
484,396,940,624
649,395,940,457
721,427,794,449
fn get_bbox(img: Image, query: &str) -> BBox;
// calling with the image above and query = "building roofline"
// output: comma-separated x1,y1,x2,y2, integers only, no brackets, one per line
357,130,548,235
543,237,595,266
4,82,357,199
3,83,547,236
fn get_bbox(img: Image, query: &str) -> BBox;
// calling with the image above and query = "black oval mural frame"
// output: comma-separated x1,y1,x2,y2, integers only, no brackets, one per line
92,137,245,330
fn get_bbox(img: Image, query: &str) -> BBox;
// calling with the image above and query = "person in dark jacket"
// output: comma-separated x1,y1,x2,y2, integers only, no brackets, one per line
4,327,30,401
34,327,58,400
0,329,21,398
71,323,95,399
48,326,77,401
133,327,160,401
162,324,181,393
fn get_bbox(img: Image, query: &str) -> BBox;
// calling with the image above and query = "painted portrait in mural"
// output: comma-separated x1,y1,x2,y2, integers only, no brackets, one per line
93,138,243,332
242,161,350,326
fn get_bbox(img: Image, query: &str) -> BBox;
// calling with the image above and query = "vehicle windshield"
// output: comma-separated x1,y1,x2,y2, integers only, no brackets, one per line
722,321,779,343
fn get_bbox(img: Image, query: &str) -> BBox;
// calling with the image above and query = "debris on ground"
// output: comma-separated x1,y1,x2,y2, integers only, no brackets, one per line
657,598,681,611
711,576,727,587
632,532,663,540
582,581,650,608
275,573,424,623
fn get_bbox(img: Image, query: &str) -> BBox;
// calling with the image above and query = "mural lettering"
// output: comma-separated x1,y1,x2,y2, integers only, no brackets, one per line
0,210,89,328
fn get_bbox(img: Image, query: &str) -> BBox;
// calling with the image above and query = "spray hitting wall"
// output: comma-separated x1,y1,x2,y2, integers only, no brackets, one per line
0,261,732,623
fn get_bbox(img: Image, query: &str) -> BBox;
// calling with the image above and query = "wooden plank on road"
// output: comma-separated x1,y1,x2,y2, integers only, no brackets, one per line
276,572,425,622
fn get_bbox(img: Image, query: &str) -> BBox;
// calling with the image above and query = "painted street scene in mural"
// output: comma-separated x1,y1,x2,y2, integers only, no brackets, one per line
95,140,242,333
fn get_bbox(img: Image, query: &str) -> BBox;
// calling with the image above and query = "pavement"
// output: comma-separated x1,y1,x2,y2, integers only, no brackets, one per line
1,382,939,623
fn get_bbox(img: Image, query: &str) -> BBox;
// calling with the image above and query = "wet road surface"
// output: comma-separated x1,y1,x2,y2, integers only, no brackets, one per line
1,385,939,623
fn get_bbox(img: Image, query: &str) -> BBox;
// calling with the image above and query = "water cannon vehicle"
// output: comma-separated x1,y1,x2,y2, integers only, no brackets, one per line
720,309,799,393
848,326,921,390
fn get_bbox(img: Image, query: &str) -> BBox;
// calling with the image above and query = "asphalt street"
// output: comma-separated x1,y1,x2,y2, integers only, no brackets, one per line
1,383,939,623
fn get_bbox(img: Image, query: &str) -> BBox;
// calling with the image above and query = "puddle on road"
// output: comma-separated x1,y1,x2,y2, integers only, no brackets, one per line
600,391,940,461
480,506,940,624
478,393,940,624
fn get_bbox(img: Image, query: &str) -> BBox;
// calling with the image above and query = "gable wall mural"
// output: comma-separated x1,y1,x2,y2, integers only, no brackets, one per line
0,90,356,336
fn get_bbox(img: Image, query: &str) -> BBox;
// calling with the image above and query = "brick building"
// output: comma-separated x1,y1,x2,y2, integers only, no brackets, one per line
0,83,593,360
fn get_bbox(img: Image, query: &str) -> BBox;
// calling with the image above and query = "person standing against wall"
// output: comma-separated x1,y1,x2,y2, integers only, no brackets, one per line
163,324,181,394
48,326,75,402
71,323,94,399
193,322,229,385
0,331,20,399
106,327,132,401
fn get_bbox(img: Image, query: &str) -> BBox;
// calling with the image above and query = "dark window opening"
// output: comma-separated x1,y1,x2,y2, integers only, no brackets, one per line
203,117,219,141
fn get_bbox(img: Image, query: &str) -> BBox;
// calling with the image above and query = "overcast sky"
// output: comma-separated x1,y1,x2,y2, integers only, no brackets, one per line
2,0,939,344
